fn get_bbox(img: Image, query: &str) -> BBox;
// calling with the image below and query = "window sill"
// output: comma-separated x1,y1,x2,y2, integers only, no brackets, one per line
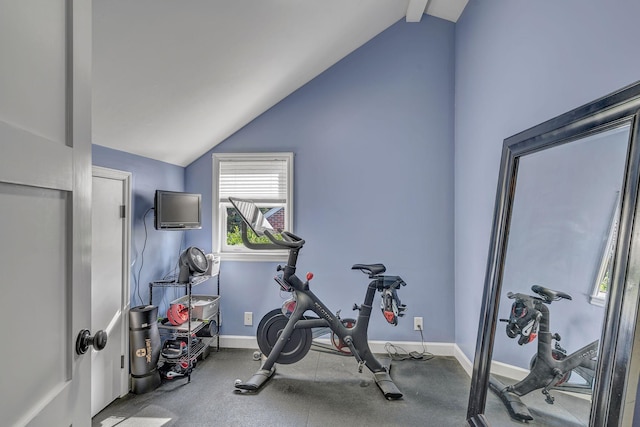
589,294,606,307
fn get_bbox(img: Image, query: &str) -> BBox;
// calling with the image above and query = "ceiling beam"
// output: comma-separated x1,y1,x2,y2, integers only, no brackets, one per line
406,0,429,22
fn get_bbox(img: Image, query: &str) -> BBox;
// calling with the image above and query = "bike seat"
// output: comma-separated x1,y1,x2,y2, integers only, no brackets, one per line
531,285,572,303
352,263,386,277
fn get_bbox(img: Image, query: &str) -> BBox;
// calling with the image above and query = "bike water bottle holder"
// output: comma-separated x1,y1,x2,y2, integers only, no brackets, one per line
274,273,292,292
281,295,296,317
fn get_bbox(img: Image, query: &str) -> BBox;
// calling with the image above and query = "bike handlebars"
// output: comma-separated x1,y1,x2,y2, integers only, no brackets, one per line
267,229,305,249
239,222,305,250
229,197,305,251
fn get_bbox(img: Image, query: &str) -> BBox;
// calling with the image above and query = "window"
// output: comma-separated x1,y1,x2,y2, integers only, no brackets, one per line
590,193,620,306
212,153,293,261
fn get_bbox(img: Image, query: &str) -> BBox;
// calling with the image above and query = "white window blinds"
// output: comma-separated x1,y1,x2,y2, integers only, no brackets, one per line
218,158,289,203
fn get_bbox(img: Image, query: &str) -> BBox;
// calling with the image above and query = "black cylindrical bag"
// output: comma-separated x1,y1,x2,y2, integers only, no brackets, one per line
129,305,161,393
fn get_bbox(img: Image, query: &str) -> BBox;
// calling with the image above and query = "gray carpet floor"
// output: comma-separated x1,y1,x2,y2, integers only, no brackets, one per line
93,347,472,426
93,347,592,426
484,375,591,427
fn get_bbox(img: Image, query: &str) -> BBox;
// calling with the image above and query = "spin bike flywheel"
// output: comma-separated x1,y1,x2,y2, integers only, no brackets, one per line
529,349,571,385
256,309,312,364
330,318,357,354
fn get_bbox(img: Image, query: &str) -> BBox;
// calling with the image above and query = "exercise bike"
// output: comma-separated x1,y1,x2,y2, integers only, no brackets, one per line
228,198,408,399
490,285,599,421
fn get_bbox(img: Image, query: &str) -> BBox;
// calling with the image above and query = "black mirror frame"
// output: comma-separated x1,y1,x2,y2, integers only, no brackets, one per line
466,81,640,426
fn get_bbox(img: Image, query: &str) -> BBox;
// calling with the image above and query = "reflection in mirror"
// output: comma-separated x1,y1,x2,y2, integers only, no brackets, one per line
590,192,620,307
228,197,275,237
484,125,630,425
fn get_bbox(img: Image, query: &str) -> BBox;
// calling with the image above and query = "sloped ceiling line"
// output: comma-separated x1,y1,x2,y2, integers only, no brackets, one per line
92,0,468,166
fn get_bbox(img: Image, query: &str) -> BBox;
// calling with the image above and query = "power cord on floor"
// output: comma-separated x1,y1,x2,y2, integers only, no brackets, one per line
310,341,352,356
385,325,434,362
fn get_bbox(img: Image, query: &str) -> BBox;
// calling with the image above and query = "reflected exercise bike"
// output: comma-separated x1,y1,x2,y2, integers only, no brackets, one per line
229,197,408,399
490,285,599,421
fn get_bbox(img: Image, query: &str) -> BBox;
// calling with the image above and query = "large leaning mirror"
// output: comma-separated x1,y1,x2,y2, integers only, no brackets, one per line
467,82,640,426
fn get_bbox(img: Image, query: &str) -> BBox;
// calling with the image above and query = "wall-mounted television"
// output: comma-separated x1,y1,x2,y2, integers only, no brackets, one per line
154,190,202,230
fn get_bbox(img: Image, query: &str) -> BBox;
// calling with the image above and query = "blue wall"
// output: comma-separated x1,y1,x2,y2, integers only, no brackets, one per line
454,0,640,363
454,2,640,418
185,16,456,341
92,144,200,315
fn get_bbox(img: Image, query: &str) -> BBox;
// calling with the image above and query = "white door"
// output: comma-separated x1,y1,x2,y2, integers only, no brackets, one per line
0,1,93,426
91,168,131,416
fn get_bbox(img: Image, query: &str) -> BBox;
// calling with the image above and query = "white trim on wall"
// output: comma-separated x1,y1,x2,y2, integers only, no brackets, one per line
454,344,473,377
219,335,457,356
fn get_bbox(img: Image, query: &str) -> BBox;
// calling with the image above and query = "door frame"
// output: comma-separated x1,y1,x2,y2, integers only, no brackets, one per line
92,166,132,400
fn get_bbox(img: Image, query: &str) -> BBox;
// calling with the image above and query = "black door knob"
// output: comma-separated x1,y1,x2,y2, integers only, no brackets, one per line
76,329,108,355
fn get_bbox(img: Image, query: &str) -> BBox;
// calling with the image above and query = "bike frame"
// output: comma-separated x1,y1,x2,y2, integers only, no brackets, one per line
507,298,598,397
490,287,599,421
273,258,392,375
230,200,406,399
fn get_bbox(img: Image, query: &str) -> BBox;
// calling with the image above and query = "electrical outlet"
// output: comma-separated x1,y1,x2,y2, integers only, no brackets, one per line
413,317,423,331
244,312,253,326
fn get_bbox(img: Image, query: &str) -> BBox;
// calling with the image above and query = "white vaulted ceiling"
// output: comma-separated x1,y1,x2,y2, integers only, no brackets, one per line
92,0,468,166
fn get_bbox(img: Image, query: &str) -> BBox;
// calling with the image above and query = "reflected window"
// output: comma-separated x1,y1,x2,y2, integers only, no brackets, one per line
590,193,620,306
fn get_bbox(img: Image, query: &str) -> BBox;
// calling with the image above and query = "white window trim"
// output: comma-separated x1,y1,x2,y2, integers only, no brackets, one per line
212,152,293,262
590,192,620,307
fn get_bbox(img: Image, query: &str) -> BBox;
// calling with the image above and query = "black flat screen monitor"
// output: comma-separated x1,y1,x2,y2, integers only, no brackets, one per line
154,190,202,230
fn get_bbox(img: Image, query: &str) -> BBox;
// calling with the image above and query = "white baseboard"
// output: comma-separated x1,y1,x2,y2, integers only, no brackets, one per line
450,344,529,381
490,359,529,381
218,335,456,356
453,344,473,377
218,335,258,349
